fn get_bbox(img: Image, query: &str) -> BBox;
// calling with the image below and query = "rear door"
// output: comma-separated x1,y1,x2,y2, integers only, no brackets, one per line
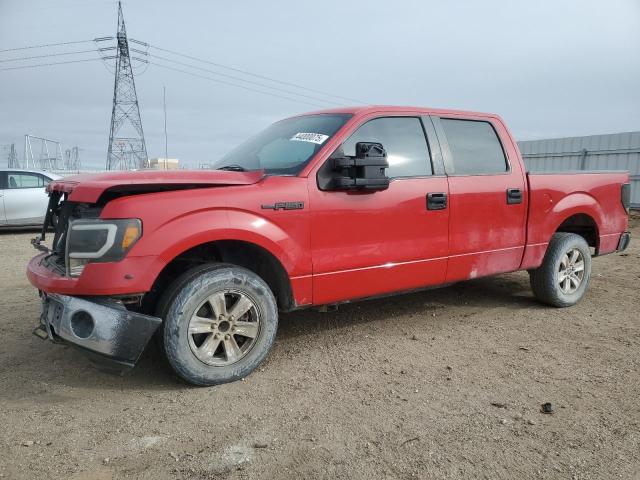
308,114,450,304
431,115,527,281
3,172,50,225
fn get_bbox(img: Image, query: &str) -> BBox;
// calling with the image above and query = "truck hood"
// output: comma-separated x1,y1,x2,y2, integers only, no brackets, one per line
47,169,265,203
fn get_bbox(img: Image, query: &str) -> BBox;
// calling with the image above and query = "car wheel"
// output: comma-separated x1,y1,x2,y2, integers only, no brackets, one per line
157,263,278,386
529,232,592,308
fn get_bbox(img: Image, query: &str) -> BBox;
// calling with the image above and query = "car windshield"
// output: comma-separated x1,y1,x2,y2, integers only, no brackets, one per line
212,113,352,175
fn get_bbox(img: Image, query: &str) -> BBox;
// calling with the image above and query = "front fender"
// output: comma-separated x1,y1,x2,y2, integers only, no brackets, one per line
131,208,309,277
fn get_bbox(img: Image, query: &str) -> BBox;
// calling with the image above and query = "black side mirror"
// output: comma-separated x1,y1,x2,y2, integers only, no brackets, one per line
318,142,390,191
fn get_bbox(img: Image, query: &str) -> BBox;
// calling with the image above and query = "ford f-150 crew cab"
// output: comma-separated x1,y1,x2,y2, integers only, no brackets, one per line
27,106,632,386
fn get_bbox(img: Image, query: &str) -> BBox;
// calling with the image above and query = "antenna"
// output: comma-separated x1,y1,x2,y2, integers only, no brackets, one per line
106,1,148,170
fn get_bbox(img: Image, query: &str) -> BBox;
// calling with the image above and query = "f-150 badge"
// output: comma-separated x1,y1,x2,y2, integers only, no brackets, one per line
261,201,305,210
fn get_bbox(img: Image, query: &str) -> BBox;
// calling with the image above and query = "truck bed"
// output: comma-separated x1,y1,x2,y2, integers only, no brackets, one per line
526,170,629,259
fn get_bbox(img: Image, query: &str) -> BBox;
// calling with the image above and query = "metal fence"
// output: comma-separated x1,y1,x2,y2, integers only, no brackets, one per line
518,131,640,208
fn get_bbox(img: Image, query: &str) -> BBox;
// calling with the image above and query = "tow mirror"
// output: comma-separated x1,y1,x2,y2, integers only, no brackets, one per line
318,142,390,191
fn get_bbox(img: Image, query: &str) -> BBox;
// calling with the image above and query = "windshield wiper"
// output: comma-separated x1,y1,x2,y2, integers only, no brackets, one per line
217,164,248,172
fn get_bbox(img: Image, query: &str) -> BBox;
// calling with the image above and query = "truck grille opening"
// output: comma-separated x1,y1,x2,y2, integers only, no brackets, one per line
41,193,102,276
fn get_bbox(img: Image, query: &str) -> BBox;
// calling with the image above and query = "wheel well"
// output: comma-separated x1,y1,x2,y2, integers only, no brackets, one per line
556,214,599,250
142,240,295,314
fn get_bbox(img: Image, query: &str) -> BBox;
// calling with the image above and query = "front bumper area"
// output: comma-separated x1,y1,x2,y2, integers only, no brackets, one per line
38,294,161,373
27,253,162,296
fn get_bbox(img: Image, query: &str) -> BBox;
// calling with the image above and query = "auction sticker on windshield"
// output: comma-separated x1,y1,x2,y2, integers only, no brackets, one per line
290,132,329,144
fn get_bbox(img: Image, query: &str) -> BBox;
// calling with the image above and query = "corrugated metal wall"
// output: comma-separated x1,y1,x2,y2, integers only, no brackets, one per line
518,131,640,208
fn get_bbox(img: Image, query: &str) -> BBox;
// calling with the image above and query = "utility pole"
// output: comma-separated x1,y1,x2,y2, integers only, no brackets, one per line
106,1,147,170
163,85,168,170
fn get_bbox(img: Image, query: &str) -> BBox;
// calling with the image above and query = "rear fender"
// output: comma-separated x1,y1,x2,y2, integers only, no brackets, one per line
549,192,604,238
521,191,604,270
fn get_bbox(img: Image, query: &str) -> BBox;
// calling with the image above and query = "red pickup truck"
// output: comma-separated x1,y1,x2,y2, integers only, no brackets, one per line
28,106,631,386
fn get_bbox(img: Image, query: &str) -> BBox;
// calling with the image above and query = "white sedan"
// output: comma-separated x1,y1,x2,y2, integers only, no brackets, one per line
0,169,61,227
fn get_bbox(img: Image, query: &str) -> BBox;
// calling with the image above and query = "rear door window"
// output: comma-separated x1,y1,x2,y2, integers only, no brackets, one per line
440,119,508,175
7,173,45,188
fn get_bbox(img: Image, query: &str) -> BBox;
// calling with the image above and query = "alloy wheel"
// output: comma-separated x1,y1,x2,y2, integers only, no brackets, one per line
187,290,261,366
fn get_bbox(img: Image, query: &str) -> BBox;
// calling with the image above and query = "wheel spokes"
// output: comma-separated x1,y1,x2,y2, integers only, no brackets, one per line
569,249,580,266
228,295,253,320
198,334,221,359
188,290,261,366
557,248,586,294
234,321,259,338
189,315,213,334
223,336,242,362
569,273,581,289
208,292,227,318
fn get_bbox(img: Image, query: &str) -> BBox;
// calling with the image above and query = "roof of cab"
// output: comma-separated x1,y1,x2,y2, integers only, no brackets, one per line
295,105,500,119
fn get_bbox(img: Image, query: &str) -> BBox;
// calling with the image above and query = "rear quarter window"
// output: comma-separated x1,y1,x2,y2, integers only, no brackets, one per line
441,119,508,175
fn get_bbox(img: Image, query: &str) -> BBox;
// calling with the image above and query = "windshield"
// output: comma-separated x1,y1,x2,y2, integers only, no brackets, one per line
213,113,352,175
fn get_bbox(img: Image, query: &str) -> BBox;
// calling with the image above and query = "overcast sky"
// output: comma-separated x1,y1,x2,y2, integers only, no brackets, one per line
1,0,639,169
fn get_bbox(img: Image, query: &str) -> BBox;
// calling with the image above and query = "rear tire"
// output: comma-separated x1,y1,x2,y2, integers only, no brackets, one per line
529,233,592,308
157,263,278,386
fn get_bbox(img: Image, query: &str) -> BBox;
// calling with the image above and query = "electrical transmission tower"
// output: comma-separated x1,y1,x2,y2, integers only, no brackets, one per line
64,146,82,170
24,135,64,170
4,144,20,168
106,1,147,170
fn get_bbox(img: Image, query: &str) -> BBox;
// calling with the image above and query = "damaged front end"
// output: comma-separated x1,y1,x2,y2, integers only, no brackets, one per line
31,191,161,374
35,293,161,374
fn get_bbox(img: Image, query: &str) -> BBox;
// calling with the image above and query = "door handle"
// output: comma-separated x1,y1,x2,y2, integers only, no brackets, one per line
427,192,447,210
506,188,522,204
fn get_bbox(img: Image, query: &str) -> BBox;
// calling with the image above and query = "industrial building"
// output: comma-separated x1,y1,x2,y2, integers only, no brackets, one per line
518,131,640,208
147,157,179,170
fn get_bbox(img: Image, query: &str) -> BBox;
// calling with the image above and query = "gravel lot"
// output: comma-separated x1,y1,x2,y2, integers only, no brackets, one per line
1,216,638,480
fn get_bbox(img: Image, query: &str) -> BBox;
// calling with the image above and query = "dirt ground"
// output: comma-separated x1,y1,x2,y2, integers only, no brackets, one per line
1,217,639,480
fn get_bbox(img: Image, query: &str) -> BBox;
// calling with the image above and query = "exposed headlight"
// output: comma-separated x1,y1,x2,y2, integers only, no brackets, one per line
65,219,142,277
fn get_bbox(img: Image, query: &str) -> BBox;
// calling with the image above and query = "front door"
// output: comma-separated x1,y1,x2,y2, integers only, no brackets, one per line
308,115,450,305
431,115,528,282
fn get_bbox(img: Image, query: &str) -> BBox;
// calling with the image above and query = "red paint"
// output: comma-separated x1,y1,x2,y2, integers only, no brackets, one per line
309,176,449,304
47,169,264,203
28,106,630,308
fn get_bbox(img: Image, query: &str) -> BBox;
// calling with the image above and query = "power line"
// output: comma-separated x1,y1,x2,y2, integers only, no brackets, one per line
143,42,368,105
0,39,96,53
0,37,367,106
0,48,100,63
149,61,329,109
148,52,343,107
0,57,103,72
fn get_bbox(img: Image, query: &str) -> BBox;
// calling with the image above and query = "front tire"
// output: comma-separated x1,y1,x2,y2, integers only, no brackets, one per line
158,263,278,386
529,233,592,308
